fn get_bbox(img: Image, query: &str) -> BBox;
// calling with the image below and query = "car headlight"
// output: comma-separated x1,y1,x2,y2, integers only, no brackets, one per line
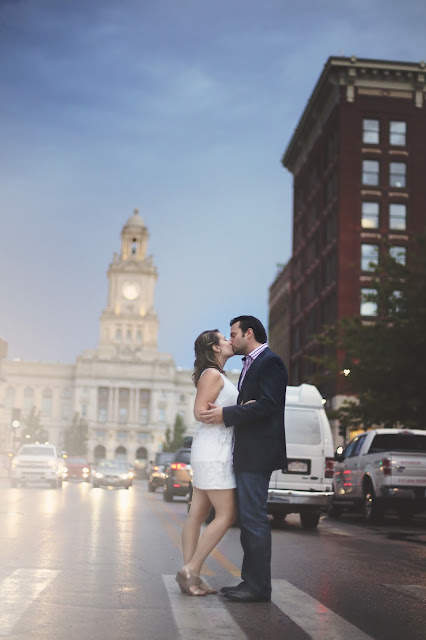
128,471,134,479
83,467,89,473
62,467,68,473
95,472,104,479
120,474,129,480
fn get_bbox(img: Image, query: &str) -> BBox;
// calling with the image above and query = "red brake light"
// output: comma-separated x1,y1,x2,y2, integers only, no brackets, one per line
171,462,187,470
153,466,159,471
325,457,335,478
381,458,392,476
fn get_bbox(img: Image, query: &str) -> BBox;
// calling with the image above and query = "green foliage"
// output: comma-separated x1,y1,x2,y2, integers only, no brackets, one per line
22,407,48,443
63,413,88,456
309,232,426,430
163,414,187,452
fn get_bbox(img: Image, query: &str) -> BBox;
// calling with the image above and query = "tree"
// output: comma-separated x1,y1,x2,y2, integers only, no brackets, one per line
163,414,187,452
23,407,48,443
309,232,426,429
63,413,88,456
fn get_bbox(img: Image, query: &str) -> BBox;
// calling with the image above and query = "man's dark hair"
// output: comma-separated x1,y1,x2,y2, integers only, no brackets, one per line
230,315,267,344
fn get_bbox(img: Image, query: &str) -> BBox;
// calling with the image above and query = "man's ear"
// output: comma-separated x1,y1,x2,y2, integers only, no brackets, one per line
246,328,254,340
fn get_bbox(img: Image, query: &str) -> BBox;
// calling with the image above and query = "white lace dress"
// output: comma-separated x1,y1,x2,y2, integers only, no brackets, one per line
191,372,238,490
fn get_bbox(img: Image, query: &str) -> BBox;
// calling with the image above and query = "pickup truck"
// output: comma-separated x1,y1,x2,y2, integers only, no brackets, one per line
10,443,64,489
331,428,426,523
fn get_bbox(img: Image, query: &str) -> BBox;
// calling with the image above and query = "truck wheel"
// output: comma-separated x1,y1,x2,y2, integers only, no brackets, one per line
148,483,155,492
300,512,321,530
363,487,384,524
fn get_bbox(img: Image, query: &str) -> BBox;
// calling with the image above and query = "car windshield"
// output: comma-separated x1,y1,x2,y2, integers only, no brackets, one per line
369,433,426,453
175,450,191,463
97,460,128,471
18,446,55,456
284,409,322,445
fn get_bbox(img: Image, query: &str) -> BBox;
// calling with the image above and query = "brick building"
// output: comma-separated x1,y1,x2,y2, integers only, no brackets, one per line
274,56,426,405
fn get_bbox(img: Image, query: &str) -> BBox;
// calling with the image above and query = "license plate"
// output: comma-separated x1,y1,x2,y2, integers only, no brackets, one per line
287,461,308,473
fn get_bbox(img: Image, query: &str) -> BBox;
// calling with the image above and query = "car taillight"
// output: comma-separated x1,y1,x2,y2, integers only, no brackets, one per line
153,466,159,471
325,457,335,478
171,463,187,470
381,458,392,476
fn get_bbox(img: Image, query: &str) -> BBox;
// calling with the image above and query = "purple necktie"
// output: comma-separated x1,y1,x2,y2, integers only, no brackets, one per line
238,355,252,391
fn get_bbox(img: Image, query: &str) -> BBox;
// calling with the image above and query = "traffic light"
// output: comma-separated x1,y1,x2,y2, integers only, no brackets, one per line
11,407,21,429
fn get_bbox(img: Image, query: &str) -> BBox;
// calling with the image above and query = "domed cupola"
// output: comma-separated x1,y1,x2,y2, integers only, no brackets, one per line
121,208,148,261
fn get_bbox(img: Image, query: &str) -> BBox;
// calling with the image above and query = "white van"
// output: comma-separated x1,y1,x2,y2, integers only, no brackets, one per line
268,384,334,529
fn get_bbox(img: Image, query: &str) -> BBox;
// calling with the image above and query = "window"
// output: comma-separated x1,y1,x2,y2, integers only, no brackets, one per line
389,246,406,265
361,202,379,229
137,432,149,441
126,328,132,341
23,387,34,414
362,160,379,186
284,409,321,445
389,162,406,188
139,407,148,424
348,435,367,457
117,431,127,440
96,429,106,439
369,433,426,453
390,121,406,146
363,119,380,144
360,288,377,316
361,244,379,272
81,404,87,417
389,203,407,230
115,327,122,341
42,389,52,416
118,388,129,424
98,387,109,423
158,408,166,422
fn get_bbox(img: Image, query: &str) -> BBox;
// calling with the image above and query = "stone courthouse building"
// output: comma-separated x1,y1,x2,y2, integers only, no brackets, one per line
1,210,220,468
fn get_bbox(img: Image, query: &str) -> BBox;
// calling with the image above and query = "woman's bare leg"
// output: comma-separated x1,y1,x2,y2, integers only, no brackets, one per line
182,487,212,565
185,488,236,577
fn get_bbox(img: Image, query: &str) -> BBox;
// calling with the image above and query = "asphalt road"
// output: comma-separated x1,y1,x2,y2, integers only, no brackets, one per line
0,477,425,640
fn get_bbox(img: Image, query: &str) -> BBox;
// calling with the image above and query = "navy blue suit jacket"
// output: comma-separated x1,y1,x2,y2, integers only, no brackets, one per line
223,347,288,473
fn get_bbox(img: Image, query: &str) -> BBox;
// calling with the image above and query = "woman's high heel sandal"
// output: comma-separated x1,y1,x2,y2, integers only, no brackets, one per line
175,567,207,596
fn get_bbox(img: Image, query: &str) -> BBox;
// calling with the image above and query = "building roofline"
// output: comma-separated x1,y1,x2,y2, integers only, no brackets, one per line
282,56,426,172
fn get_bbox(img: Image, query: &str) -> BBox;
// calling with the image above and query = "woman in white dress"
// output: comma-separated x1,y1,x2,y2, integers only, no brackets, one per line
176,329,238,596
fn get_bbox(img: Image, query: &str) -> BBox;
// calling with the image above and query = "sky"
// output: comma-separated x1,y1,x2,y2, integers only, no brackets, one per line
1,0,425,370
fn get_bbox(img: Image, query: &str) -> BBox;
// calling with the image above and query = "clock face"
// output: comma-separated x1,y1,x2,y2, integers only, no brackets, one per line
122,282,140,300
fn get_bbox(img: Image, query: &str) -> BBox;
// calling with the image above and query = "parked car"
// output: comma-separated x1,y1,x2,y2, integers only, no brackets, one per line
10,443,63,489
330,428,426,523
148,452,174,492
187,384,334,530
163,448,192,501
63,456,91,482
91,460,133,489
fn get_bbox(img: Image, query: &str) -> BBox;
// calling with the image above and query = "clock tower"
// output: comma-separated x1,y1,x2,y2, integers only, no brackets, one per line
98,209,159,356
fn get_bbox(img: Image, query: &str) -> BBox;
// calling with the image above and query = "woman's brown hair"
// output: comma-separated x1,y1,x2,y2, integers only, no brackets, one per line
192,329,224,387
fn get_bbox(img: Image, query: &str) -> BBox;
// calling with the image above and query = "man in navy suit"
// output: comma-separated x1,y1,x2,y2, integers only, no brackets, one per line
200,315,288,602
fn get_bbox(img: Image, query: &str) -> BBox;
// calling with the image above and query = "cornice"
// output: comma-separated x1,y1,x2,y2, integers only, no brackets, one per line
282,56,426,174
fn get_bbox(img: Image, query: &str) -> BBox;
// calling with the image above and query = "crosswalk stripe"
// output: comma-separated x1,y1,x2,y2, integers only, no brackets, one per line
271,579,374,640
384,584,426,603
163,575,247,639
0,569,60,637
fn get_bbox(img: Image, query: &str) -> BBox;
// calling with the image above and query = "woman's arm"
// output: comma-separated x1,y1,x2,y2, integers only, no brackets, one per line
193,369,224,421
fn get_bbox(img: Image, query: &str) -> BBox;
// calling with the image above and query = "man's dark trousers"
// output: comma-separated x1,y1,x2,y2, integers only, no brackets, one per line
235,470,272,598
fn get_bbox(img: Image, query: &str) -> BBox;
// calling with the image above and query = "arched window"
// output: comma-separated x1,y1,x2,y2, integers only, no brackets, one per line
23,387,34,414
115,446,127,461
94,444,106,462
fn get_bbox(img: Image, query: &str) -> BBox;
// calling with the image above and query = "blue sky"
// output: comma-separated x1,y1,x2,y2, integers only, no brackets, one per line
1,0,425,370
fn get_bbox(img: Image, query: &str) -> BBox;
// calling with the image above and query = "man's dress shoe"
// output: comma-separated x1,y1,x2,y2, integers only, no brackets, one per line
222,588,271,603
219,581,246,595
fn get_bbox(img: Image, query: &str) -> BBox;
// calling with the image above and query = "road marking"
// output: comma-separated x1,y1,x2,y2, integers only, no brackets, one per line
163,575,247,639
271,579,374,640
0,568,60,637
384,584,426,603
